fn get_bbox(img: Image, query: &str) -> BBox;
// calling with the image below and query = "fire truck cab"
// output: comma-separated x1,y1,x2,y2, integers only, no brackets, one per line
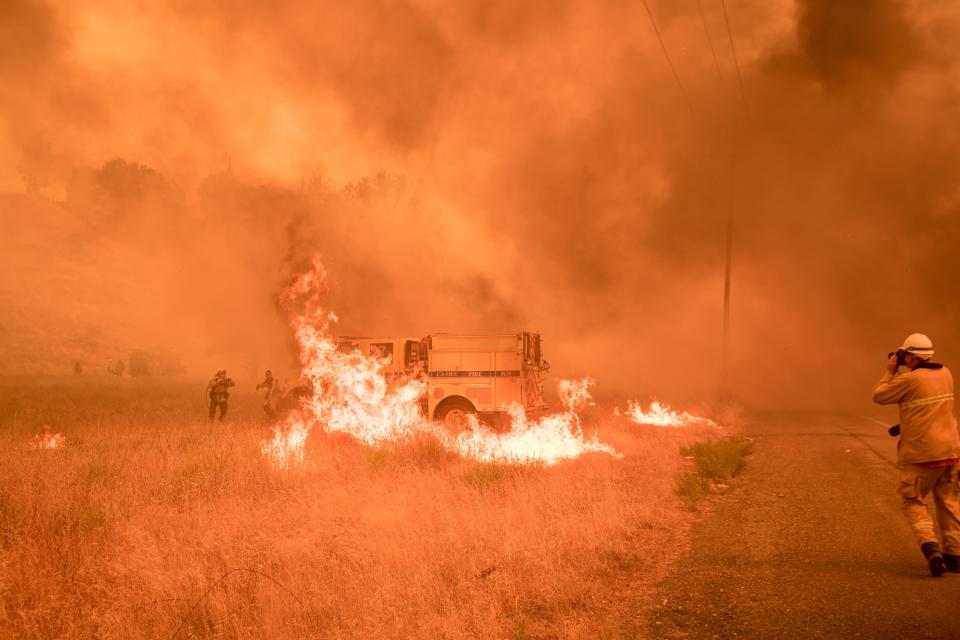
335,337,423,376
426,332,550,429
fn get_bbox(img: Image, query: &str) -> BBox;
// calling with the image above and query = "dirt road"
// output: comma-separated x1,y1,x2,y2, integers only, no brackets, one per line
648,414,960,639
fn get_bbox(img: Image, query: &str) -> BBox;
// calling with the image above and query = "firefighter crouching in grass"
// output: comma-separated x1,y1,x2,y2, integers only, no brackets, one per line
873,333,960,576
207,369,236,422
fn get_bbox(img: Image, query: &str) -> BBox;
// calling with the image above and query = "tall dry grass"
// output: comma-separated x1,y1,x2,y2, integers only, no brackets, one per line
0,377,714,639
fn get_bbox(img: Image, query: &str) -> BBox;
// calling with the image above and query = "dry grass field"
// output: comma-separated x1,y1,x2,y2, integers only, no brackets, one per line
0,376,719,639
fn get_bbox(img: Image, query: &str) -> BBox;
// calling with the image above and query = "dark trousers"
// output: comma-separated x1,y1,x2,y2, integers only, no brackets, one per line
209,394,228,421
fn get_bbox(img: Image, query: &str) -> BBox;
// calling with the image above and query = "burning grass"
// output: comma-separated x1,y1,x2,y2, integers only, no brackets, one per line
0,377,717,639
620,400,719,428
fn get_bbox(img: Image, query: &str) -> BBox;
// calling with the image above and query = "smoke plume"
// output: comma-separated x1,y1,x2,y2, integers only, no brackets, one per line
2,0,958,409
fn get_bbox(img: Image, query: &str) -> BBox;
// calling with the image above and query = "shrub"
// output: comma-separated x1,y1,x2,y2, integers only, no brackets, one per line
681,437,752,482
676,437,752,506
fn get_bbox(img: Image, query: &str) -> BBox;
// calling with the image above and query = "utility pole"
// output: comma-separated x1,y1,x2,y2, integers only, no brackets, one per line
719,0,748,404
720,155,736,400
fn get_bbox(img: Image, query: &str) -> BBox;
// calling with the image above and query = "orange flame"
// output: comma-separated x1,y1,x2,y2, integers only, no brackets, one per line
619,400,718,427
453,379,619,464
261,257,620,468
557,377,595,412
30,429,66,449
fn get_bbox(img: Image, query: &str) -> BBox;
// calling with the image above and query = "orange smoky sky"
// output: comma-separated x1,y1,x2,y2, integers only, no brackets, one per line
1,0,959,409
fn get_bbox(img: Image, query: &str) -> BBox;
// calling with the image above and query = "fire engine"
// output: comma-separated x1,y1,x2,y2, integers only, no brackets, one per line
336,332,550,429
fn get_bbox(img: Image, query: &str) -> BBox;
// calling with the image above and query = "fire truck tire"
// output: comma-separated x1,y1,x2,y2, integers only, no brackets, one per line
434,397,477,432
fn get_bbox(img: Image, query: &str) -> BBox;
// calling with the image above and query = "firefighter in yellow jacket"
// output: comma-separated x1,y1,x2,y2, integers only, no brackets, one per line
873,333,960,576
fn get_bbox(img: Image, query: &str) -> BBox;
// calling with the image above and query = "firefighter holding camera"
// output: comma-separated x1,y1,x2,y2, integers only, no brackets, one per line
873,333,960,576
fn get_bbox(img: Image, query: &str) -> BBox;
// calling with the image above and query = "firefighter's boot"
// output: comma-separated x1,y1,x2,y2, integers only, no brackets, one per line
921,542,947,577
944,553,960,573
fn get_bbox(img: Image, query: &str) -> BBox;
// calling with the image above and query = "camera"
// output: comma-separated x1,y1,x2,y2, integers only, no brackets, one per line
888,423,900,437
888,349,906,367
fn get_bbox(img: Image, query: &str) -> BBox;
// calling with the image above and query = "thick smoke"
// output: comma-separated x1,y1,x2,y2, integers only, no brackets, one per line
1,0,958,409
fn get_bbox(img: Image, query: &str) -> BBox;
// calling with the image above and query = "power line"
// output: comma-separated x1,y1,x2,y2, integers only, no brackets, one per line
720,0,749,113
696,0,724,82
640,0,693,113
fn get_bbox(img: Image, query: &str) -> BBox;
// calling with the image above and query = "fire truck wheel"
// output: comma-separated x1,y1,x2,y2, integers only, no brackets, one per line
435,398,476,433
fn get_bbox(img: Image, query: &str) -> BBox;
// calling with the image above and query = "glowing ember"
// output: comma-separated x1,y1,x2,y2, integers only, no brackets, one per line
621,400,718,427
261,257,620,468
30,429,66,449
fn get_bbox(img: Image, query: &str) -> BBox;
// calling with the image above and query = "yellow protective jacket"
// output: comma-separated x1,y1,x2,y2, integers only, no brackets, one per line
873,365,959,464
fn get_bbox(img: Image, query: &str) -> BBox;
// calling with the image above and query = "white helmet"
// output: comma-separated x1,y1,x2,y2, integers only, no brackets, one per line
900,333,935,360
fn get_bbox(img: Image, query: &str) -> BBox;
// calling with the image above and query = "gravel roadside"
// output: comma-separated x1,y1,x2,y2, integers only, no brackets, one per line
647,413,960,639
